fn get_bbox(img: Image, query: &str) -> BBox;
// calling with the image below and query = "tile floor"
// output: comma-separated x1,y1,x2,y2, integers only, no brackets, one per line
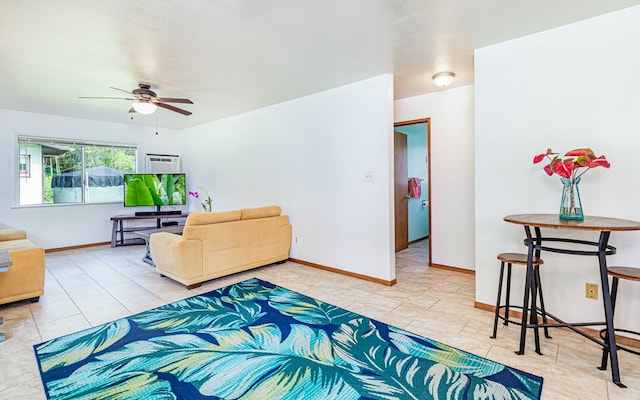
0,240,639,399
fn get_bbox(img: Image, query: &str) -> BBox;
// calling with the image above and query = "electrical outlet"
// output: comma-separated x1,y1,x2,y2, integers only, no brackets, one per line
586,283,598,299
295,236,300,245
364,171,374,182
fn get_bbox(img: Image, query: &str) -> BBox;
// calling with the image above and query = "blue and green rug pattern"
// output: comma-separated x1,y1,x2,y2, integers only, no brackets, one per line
34,278,542,399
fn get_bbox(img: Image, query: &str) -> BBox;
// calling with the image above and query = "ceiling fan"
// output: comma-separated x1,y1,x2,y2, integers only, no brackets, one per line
80,83,193,115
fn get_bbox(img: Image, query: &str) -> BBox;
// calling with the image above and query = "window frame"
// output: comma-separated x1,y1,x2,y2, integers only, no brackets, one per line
17,135,138,207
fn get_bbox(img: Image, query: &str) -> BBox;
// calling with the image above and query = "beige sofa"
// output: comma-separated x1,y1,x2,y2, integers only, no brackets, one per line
0,223,45,305
150,206,292,288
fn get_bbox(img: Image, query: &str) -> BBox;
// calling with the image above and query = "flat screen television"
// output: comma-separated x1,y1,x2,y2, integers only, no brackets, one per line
123,173,186,215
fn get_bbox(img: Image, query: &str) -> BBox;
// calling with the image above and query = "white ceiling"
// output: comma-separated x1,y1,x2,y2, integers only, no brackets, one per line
1,0,639,130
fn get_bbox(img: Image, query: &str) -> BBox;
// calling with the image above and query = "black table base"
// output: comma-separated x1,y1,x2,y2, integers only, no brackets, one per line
517,226,625,388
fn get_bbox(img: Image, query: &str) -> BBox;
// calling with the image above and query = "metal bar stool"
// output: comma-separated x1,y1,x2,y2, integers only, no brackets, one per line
599,266,640,370
491,252,551,339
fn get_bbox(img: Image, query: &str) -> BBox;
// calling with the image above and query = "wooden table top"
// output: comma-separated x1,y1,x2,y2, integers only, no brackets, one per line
504,214,640,232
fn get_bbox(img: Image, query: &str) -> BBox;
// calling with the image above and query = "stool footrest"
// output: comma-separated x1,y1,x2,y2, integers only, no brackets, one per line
599,328,640,357
495,305,548,327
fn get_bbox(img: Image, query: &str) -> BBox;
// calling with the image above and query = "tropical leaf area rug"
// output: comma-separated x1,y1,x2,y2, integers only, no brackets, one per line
34,278,543,400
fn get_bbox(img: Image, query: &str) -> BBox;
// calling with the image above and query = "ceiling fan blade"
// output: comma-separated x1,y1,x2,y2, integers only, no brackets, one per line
79,96,136,100
156,102,192,116
110,86,134,95
157,97,193,104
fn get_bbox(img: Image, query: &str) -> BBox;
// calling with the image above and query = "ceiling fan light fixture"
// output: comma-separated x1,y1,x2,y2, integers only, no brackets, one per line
131,101,157,115
432,71,456,88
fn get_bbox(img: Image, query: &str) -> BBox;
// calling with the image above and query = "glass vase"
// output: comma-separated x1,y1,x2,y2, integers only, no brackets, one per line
559,177,583,220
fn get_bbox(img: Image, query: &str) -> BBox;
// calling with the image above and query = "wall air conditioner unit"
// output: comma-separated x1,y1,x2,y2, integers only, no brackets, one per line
146,154,181,173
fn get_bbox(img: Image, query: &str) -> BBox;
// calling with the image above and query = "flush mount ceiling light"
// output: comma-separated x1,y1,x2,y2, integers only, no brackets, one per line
131,101,157,115
432,71,456,88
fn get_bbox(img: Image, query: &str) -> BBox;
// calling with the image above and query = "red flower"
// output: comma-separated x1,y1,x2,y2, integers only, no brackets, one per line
533,148,553,164
588,156,611,169
533,154,546,164
550,159,574,179
565,149,593,158
533,148,610,181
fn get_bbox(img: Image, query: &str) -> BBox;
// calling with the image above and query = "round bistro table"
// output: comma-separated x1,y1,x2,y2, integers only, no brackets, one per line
503,213,640,388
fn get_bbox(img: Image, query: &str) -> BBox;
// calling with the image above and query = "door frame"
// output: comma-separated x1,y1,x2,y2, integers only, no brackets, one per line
393,118,432,266
394,130,409,252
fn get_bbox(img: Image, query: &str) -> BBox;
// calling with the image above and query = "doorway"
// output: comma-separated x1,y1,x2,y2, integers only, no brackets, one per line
394,118,431,265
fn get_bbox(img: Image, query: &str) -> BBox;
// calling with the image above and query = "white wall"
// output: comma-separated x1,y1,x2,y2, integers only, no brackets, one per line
181,75,396,282
0,109,183,248
475,6,640,330
394,85,476,270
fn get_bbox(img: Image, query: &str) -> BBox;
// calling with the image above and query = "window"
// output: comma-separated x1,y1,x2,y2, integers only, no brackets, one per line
18,136,137,206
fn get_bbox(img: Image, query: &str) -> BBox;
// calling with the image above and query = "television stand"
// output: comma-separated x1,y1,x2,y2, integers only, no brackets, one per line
110,212,189,247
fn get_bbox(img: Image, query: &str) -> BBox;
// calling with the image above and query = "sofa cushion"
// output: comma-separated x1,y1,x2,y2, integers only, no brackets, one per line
0,239,38,252
241,206,281,220
187,210,241,226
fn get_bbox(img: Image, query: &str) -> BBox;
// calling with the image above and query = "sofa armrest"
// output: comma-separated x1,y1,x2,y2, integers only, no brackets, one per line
278,224,292,257
150,233,203,281
0,247,45,305
0,228,27,242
